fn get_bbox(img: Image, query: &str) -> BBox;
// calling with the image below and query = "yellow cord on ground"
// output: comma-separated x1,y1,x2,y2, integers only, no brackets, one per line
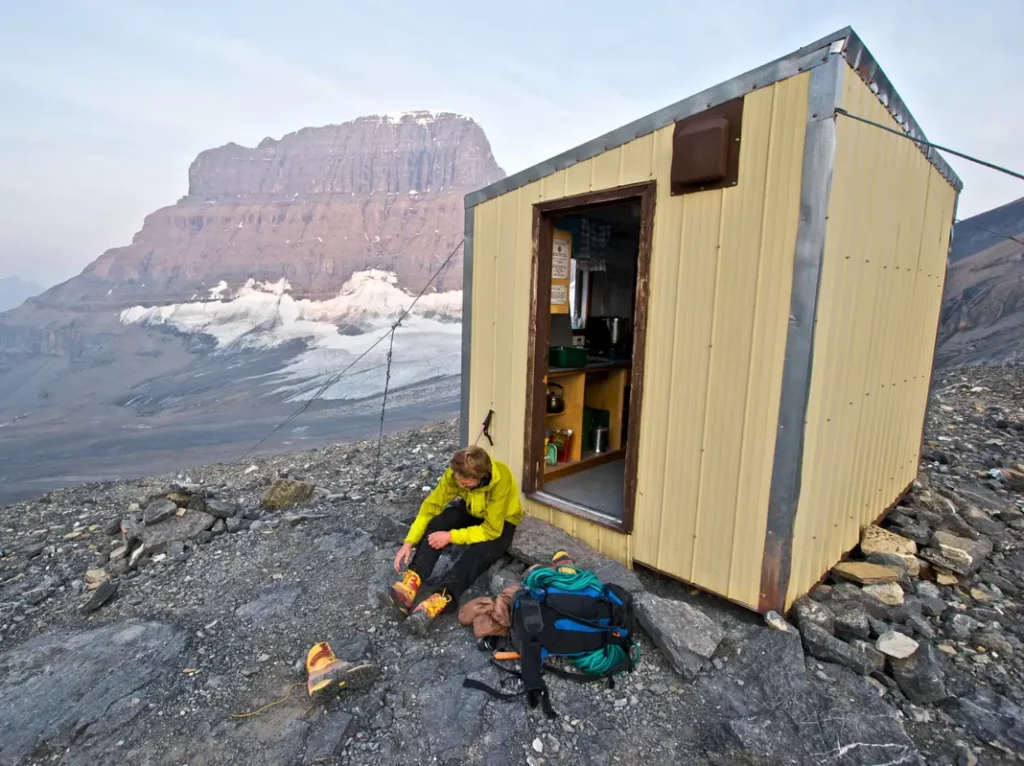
230,682,304,719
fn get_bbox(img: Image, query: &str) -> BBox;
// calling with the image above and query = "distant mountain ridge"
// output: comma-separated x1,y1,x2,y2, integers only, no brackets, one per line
948,196,1024,264
0,111,504,360
0,277,43,312
936,196,1024,367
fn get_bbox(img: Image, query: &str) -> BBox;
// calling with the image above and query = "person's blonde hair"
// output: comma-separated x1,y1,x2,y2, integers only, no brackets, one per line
450,446,491,480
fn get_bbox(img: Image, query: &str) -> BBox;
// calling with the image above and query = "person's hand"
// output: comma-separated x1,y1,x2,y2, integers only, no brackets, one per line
393,543,413,572
428,531,452,550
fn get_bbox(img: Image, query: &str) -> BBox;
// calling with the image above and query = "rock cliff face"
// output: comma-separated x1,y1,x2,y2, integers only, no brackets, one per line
0,112,503,357
937,197,1024,368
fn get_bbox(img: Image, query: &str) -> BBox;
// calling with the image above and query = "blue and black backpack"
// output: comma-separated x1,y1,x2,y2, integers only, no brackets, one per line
463,555,639,718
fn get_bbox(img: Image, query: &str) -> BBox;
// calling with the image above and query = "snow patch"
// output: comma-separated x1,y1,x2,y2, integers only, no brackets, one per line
379,110,470,126
119,269,463,401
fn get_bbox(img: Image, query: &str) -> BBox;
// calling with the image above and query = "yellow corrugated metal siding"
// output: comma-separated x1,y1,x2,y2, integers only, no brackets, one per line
468,72,811,607
785,63,957,606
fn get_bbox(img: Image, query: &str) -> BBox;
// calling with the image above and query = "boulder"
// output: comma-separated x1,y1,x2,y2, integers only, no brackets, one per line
920,531,993,576
700,628,919,764
914,580,942,599
943,688,1024,753
799,623,877,675
204,500,239,519
792,596,834,634
861,524,917,557
866,551,921,577
906,614,936,640
831,561,901,585
876,631,919,659
862,582,904,606
235,585,302,623
80,581,118,615
260,479,315,511
84,569,109,586
0,621,186,765
920,597,948,618
635,593,723,680
892,522,933,547
946,613,982,641
142,498,178,526
889,643,947,704
831,602,870,641
313,531,374,559
964,508,1006,538
850,639,886,673
303,711,355,764
138,510,215,556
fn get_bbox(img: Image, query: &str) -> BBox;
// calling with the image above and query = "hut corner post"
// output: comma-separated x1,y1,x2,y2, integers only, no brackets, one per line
758,51,844,614
459,205,475,447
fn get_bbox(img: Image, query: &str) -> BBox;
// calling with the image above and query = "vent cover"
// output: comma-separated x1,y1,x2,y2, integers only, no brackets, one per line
670,96,744,195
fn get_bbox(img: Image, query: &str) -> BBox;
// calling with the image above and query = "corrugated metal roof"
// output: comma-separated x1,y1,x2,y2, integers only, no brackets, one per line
465,26,962,210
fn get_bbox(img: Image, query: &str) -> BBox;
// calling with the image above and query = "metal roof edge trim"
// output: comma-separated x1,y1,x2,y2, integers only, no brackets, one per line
465,25,964,208
464,27,852,209
839,33,963,191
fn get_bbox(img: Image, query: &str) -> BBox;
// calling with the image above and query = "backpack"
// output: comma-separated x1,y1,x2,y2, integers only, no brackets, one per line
462,563,639,718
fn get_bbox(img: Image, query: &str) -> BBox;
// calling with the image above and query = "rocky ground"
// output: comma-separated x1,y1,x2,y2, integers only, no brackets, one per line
1,365,1024,765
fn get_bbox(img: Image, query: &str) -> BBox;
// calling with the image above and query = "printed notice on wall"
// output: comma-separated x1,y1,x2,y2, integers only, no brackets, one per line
552,237,570,280
551,284,568,305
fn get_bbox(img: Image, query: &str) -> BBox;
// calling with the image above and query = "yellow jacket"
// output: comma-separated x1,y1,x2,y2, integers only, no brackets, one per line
404,456,524,546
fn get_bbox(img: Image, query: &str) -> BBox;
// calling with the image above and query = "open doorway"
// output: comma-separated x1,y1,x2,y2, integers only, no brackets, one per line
523,183,654,532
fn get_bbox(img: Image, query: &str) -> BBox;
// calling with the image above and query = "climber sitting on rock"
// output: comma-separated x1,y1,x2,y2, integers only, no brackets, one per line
380,445,523,635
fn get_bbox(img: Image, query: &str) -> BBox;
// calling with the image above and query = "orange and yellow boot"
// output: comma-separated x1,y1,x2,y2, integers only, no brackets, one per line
379,570,421,617
406,590,452,636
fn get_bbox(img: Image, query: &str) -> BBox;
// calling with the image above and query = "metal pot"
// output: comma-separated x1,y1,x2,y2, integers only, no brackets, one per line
546,382,565,414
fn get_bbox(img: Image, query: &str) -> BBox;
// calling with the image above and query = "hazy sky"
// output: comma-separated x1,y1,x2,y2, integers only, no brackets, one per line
1,0,1021,287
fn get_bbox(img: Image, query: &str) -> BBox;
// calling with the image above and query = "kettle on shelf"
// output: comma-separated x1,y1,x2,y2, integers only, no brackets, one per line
546,382,565,414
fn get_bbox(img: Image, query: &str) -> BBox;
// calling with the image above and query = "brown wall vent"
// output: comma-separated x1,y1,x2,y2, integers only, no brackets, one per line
670,96,744,195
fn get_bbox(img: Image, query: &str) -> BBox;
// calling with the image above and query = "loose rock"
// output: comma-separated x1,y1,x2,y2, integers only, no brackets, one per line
943,688,1024,753
792,596,834,635
831,561,902,585
831,601,870,641
876,631,919,659
142,498,177,526
889,643,947,704
635,593,723,679
799,623,876,675
80,581,118,615
920,530,993,576
303,711,355,764
260,478,315,511
862,582,905,606
204,500,238,519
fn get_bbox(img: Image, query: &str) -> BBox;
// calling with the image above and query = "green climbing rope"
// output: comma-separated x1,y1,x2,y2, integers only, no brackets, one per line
522,567,640,676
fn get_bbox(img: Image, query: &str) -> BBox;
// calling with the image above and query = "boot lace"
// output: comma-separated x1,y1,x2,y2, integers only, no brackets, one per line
421,590,452,618
401,570,421,590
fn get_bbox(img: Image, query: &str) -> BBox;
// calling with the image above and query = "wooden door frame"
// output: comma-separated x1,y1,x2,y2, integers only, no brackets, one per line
522,181,656,534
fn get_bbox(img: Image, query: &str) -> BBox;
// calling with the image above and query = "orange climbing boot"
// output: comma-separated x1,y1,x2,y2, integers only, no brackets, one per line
406,590,452,636
379,570,421,616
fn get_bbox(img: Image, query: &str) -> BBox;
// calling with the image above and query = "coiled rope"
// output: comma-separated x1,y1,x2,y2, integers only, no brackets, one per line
521,567,640,677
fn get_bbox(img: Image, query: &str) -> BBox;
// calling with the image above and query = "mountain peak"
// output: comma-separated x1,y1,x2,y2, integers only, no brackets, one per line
187,112,501,203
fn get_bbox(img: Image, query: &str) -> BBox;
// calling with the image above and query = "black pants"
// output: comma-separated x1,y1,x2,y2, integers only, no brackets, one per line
409,498,516,602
